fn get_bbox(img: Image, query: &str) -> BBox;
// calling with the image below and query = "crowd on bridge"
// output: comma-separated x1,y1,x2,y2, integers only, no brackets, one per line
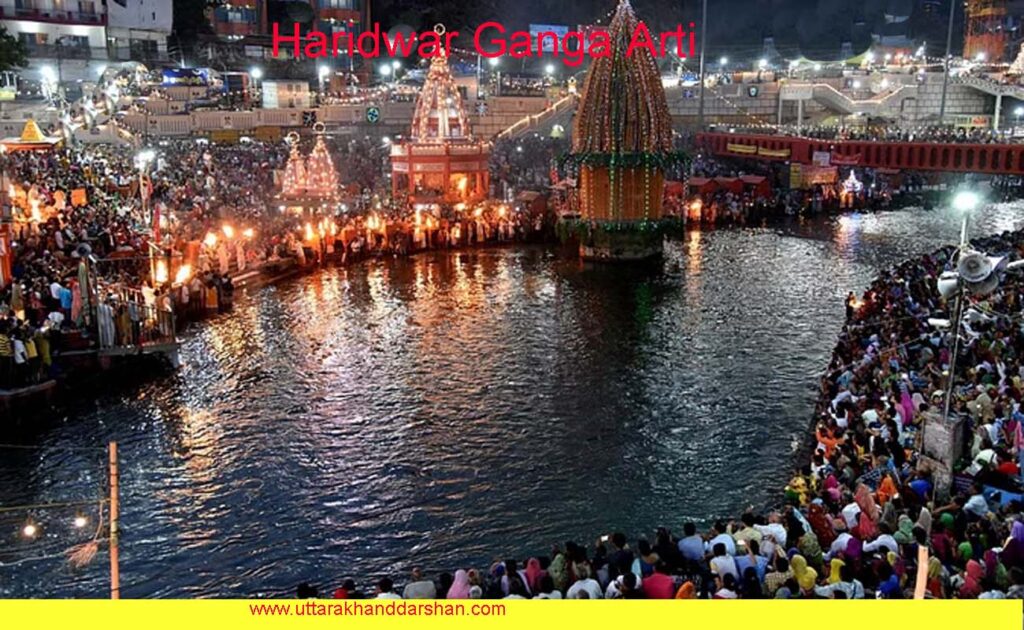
290,227,1024,601
714,124,1021,145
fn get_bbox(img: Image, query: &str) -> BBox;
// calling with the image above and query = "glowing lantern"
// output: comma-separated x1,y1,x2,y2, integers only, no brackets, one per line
175,264,193,284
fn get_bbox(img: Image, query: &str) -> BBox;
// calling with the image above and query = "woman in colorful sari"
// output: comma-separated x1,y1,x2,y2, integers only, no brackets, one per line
1000,520,1024,570
523,558,543,594
790,554,818,593
807,502,838,550
674,581,696,599
959,560,984,599
855,483,880,522
877,473,899,506
893,515,916,546
447,569,472,599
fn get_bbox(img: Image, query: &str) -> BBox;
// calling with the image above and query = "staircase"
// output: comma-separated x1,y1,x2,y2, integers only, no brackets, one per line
953,74,1024,101
809,83,918,116
495,94,578,141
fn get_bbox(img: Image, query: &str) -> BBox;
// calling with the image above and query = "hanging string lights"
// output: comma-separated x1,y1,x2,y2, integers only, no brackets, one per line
567,0,685,228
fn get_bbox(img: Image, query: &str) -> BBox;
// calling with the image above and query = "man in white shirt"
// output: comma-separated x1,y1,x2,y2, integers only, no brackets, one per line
706,521,737,556
709,543,739,581
566,564,603,599
841,495,862,530
963,485,991,519
753,512,788,555
374,577,403,599
862,524,899,556
401,567,436,599
826,532,854,560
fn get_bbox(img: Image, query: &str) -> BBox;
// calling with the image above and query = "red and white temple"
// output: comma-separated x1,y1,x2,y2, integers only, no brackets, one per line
390,50,490,203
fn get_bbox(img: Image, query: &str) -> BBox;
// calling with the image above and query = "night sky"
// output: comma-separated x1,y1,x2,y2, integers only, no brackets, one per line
371,0,962,60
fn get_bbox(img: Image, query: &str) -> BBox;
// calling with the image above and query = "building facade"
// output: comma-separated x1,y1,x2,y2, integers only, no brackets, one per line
211,0,366,59
0,0,171,82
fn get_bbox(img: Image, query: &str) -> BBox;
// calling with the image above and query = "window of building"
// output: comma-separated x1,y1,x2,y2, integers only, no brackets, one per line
322,0,357,9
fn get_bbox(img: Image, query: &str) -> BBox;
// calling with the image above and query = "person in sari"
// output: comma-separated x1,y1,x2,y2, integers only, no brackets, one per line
447,569,472,599
790,554,818,592
855,483,880,521
807,502,838,550
959,560,984,598
915,507,933,538
1000,521,1024,570
523,558,543,594
548,548,569,593
828,558,845,584
894,515,915,546
927,556,947,598
984,549,1009,590
674,581,696,599
877,473,899,506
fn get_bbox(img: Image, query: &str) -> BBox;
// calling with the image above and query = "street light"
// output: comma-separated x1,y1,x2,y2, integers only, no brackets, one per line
757,58,767,70
544,63,556,76
391,59,401,70
719,56,727,67
488,56,500,67
380,65,392,77
250,67,263,81
318,64,330,95
952,190,979,214
1016,106,1023,125
975,52,987,63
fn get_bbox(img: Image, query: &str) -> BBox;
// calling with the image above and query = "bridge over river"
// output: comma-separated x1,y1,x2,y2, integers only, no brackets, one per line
696,131,1024,176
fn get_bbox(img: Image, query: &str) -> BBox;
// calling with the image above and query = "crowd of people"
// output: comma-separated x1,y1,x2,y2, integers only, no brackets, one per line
679,153,942,224
0,135,559,389
288,228,1024,601
715,124,1022,145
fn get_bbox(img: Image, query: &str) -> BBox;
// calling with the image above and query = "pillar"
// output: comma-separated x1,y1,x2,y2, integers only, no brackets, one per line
994,93,1003,131
777,94,783,125
796,98,803,133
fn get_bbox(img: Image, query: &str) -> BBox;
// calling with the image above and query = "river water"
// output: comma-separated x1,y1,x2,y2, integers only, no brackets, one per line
2,204,1023,598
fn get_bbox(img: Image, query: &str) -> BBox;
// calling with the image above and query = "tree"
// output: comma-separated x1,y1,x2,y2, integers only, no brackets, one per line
0,26,28,73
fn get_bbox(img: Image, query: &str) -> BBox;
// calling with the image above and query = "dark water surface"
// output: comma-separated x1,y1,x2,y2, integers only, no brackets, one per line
2,204,1023,597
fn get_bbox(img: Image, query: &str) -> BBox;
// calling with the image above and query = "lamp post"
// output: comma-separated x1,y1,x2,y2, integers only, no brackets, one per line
318,65,330,98
488,56,500,97
939,0,958,124
250,66,263,103
942,190,979,424
696,0,708,129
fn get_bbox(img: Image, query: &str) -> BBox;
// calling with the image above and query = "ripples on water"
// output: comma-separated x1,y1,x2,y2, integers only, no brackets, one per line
2,204,1023,597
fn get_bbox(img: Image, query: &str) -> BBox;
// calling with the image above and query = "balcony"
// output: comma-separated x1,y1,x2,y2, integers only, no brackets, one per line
0,6,106,26
24,43,99,59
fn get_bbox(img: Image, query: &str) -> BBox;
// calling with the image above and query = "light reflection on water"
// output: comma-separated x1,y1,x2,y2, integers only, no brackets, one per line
2,203,1023,598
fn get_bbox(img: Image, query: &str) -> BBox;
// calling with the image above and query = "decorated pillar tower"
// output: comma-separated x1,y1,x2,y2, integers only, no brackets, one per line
390,28,491,204
568,0,683,261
